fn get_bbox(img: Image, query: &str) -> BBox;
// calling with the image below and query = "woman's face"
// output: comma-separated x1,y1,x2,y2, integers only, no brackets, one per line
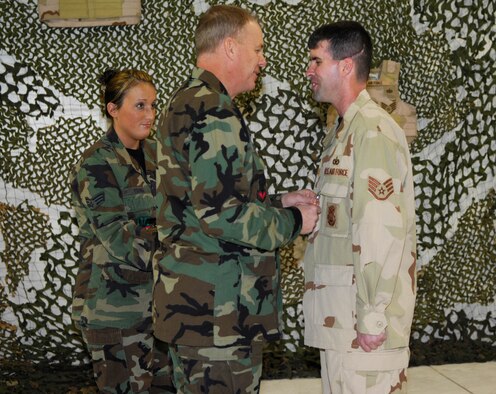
108,82,157,149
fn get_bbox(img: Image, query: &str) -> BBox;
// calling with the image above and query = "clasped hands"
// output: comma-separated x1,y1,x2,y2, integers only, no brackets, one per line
356,331,387,352
281,189,320,234
283,190,387,352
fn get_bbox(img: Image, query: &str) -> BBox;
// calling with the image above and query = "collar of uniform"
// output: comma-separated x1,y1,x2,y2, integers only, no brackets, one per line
107,125,156,174
333,89,372,142
342,89,371,127
192,66,229,97
322,122,337,149
105,126,141,172
142,138,157,173
106,126,120,144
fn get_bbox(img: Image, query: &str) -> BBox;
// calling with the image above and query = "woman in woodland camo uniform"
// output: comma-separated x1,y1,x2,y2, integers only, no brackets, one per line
71,69,175,393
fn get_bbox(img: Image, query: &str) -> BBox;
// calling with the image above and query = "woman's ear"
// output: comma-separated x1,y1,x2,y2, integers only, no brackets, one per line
107,102,118,118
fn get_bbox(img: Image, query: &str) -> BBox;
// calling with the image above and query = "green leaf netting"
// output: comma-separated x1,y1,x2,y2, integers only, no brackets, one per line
1,0,495,388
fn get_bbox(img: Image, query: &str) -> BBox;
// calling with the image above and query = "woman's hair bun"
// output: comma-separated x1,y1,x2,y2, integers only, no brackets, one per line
98,69,118,86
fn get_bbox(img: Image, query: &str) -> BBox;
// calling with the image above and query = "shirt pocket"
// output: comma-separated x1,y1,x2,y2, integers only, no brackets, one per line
239,254,277,316
312,264,356,329
102,263,152,285
319,181,351,238
123,186,155,219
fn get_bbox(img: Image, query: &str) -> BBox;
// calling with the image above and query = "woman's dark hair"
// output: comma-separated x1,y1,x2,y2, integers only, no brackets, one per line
98,69,155,118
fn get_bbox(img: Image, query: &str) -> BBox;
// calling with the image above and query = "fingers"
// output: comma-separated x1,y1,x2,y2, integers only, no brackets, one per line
282,189,319,207
357,331,387,352
359,340,372,353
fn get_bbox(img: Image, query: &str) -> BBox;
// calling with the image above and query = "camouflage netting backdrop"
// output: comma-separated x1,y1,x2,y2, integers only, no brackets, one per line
1,0,495,390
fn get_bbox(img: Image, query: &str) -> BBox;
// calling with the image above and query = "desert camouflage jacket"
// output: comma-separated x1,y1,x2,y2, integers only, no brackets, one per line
154,67,301,347
303,90,417,366
71,127,157,329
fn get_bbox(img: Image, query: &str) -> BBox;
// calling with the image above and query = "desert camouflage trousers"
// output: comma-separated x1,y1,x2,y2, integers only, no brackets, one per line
81,319,175,393
168,342,263,394
320,348,409,394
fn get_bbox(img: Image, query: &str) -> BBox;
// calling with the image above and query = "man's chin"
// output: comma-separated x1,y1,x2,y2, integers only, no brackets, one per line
244,81,257,93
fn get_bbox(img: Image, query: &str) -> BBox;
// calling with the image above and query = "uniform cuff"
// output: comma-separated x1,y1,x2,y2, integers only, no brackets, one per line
357,309,388,335
270,193,283,208
285,206,302,239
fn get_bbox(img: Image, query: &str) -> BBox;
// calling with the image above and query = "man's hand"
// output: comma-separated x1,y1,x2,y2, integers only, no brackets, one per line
356,331,387,352
297,204,320,234
281,189,318,207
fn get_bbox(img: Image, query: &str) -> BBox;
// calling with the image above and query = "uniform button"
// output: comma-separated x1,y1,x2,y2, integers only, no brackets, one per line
377,322,384,328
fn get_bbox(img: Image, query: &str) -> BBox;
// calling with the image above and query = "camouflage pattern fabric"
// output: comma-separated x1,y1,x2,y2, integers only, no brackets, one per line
71,127,158,328
320,349,408,394
327,60,418,144
82,319,175,393
1,0,495,385
303,90,416,367
365,60,417,143
153,67,301,348
71,127,175,391
169,343,263,394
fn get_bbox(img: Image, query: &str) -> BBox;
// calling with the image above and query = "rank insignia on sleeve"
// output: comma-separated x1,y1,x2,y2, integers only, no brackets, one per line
368,176,394,201
85,192,105,208
257,190,267,202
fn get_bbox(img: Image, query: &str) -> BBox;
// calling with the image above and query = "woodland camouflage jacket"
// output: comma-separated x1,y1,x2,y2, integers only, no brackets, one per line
154,67,301,347
71,128,157,329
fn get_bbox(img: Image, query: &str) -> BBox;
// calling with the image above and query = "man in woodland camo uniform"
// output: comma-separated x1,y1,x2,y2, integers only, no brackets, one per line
153,5,319,393
303,22,417,393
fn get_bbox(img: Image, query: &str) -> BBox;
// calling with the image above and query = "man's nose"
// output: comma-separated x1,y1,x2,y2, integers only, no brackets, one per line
306,64,315,77
259,53,267,68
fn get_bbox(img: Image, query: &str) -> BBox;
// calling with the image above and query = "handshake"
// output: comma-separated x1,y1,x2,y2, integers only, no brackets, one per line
281,189,321,235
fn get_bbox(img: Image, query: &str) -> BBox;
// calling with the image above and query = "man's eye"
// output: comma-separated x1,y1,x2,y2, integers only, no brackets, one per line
136,103,144,109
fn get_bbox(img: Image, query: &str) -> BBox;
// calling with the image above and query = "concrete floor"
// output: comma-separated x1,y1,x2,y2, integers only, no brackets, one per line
260,361,496,393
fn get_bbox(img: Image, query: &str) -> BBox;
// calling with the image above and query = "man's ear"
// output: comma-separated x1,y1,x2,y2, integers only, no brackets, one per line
107,102,118,118
223,36,237,61
341,57,353,76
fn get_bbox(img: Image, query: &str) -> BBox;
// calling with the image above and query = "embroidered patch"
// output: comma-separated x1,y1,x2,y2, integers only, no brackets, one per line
324,167,348,176
380,100,397,113
85,192,105,209
326,203,337,227
368,176,394,200
257,190,267,202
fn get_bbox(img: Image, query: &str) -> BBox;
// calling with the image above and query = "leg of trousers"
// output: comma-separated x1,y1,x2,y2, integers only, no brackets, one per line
320,349,408,394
